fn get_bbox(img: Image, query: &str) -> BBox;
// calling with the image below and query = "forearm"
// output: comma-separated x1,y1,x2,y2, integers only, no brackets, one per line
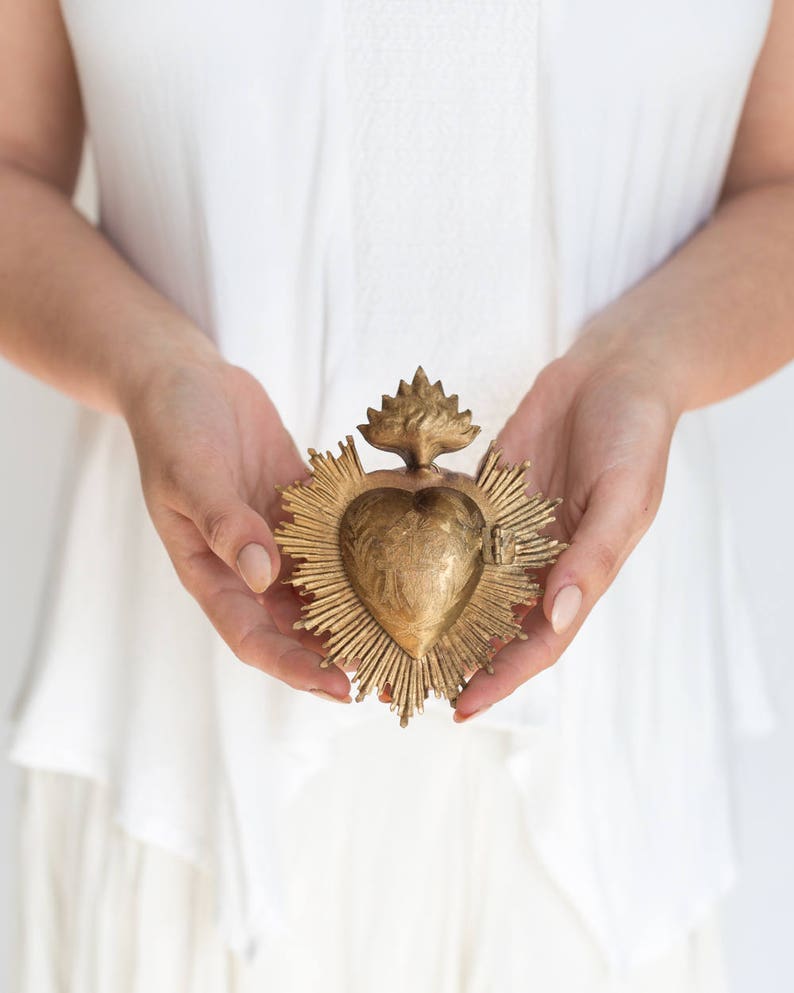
0,162,218,416
575,179,794,414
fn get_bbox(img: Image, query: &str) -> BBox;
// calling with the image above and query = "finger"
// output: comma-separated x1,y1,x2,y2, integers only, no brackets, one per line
180,544,351,699
454,474,651,719
170,470,282,594
542,473,652,635
263,582,329,655
454,607,559,720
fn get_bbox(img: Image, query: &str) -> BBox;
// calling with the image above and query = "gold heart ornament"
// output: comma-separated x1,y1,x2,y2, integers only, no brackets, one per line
275,368,564,726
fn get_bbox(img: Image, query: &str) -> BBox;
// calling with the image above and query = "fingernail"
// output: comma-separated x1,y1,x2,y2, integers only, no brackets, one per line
551,584,582,635
453,704,492,724
237,543,272,593
309,688,352,704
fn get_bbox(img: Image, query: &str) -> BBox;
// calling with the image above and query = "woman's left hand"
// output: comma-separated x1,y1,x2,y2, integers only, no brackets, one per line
453,326,683,722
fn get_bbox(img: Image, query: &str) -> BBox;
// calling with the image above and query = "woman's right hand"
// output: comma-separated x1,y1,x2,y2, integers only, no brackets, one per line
123,350,353,703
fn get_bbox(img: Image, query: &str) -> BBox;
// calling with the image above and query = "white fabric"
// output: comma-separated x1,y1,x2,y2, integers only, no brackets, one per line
15,721,727,993
5,0,776,978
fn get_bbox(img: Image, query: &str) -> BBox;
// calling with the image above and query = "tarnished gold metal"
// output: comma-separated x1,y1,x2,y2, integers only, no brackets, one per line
275,368,564,726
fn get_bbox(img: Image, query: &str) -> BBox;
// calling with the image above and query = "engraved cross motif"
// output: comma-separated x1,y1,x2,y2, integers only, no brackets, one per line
275,368,564,726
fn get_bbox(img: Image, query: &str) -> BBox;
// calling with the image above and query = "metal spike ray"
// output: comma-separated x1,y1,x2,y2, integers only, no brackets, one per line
274,375,564,727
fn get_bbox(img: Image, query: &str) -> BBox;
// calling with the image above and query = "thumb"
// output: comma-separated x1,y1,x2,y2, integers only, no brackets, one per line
542,475,652,635
183,475,281,594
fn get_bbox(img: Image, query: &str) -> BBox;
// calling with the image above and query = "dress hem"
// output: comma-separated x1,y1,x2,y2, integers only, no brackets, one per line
6,724,738,975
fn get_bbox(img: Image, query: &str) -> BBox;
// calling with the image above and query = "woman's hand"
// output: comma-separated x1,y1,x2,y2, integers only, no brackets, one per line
453,327,682,722
124,352,353,703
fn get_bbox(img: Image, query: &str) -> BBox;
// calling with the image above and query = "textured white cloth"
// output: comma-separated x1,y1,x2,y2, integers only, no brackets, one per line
6,0,776,982
15,721,727,993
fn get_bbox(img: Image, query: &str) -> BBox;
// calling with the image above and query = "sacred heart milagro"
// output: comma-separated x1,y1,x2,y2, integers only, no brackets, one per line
275,367,564,726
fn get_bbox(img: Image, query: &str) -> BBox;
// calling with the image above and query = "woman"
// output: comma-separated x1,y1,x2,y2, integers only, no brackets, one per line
2,0,792,990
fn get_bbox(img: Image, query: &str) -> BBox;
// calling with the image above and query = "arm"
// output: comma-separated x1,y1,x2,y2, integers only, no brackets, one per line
0,0,351,702
0,0,216,414
454,0,794,720
574,0,794,415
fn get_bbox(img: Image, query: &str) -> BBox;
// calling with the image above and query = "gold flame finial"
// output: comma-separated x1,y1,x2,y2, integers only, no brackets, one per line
357,367,480,469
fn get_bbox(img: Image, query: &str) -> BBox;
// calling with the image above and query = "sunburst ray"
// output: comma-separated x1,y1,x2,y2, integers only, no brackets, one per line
275,372,565,727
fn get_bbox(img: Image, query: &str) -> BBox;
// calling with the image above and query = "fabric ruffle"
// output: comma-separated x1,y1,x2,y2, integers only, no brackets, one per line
14,718,727,993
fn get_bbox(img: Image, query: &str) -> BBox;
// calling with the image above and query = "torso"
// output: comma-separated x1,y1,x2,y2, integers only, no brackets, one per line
10,0,776,965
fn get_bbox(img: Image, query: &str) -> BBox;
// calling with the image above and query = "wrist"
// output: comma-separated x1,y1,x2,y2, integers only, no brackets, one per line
113,316,223,424
567,316,690,422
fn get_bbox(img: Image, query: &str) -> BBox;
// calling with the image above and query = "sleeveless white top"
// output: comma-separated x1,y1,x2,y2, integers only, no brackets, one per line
7,0,775,973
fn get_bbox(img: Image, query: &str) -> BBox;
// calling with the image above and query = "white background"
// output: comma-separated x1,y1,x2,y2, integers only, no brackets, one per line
0,161,792,992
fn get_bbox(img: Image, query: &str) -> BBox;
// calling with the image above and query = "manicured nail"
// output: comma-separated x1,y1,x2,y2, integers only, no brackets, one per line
453,704,492,724
237,543,272,593
310,688,352,704
551,584,582,635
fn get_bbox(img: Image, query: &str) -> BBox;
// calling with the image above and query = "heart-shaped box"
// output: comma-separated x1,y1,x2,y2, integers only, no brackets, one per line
275,368,563,726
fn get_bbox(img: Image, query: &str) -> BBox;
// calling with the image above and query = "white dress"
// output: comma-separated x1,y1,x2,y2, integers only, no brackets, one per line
7,1,776,990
